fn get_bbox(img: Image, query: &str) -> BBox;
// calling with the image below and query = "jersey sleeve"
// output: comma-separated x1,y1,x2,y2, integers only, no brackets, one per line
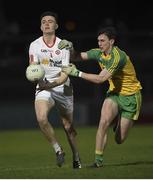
105,49,126,75
86,49,102,60
29,43,39,64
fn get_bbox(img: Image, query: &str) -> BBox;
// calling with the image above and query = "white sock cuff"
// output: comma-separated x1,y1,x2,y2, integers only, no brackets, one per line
53,143,61,153
79,71,82,77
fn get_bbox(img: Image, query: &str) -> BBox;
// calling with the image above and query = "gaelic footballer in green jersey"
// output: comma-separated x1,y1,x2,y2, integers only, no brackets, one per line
59,26,142,168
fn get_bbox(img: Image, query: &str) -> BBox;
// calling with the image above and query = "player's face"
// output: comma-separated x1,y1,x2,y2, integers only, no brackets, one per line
41,16,58,34
98,34,114,54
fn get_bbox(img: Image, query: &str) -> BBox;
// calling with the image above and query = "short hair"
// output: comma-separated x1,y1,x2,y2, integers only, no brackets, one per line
97,26,117,40
40,11,58,23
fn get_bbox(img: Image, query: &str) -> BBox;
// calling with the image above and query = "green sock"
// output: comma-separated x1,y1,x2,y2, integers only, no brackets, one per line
95,153,103,165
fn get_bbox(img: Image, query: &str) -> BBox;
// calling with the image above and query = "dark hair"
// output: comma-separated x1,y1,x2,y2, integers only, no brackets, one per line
40,11,58,23
97,26,117,40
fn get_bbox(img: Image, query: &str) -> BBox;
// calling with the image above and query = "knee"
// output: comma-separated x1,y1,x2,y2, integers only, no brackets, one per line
64,123,77,136
37,113,48,126
99,119,110,130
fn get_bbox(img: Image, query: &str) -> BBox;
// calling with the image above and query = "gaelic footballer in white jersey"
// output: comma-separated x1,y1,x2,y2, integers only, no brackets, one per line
29,36,70,93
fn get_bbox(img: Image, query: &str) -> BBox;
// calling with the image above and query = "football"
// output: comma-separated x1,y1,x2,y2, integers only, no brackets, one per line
26,64,45,82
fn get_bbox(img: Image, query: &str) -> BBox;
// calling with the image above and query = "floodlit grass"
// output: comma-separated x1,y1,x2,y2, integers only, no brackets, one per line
0,125,153,178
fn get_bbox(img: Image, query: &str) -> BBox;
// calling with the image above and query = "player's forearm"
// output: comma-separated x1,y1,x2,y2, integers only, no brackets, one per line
80,68,112,84
49,72,68,88
38,72,68,90
80,72,106,84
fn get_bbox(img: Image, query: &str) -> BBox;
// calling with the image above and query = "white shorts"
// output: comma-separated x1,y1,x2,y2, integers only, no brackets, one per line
35,85,73,115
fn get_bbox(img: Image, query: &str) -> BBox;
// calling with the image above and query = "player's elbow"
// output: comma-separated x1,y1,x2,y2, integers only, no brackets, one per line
94,80,102,84
95,76,105,84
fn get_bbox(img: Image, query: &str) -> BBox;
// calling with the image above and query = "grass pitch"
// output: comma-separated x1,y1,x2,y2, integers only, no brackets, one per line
0,125,153,178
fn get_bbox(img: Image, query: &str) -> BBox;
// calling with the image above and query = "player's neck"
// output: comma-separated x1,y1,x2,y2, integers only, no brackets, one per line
104,46,113,55
43,34,56,46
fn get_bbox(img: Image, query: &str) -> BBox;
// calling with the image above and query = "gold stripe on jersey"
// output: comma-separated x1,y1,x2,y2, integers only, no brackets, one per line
109,56,142,95
106,47,142,95
87,46,142,95
99,63,104,69
107,48,120,74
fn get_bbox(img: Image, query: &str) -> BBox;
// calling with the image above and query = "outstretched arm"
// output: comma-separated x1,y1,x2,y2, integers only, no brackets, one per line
62,63,112,84
81,69,112,84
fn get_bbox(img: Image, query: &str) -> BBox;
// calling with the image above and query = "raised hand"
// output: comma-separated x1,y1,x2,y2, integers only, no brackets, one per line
58,39,73,50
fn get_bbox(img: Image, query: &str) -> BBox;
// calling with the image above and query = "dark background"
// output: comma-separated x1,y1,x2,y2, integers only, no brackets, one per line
0,0,153,129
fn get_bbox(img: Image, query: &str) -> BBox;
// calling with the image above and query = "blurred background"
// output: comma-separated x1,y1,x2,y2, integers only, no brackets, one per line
0,0,153,129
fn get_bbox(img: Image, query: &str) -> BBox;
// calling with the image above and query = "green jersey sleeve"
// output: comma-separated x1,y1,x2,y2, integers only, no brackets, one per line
86,49,102,60
86,47,127,75
106,47,127,75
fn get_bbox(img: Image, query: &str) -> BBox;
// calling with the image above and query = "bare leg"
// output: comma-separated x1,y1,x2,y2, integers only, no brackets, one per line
96,98,118,152
35,100,58,145
60,113,81,168
35,100,64,167
94,98,118,167
115,117,134,144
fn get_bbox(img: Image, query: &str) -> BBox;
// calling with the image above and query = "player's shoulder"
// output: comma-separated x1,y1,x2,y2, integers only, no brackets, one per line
112,46,129,66
113,46,126,54
56,36,61,41
112,46,127,58
87,48,102,56
55,36,62,44
88,48,101,54
91,48,101,51
30,36,42,46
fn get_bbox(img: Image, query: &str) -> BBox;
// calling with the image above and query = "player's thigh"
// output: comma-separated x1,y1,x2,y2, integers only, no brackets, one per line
101,98,119,124
35,100,52,117
52,91,73,124
120,117,134,137
35,90,55,119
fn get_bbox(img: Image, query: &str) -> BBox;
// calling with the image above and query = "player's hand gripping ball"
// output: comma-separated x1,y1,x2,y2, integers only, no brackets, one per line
26,64,45,82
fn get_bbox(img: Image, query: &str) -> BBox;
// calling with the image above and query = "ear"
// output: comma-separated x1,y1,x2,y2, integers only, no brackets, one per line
55,24,58,30
110,39,115,45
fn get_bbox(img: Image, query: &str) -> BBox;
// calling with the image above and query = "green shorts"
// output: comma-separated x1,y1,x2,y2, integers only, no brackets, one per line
107,91,142,120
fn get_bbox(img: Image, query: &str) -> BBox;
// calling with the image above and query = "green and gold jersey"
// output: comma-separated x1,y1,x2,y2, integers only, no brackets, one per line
87,46,142,95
